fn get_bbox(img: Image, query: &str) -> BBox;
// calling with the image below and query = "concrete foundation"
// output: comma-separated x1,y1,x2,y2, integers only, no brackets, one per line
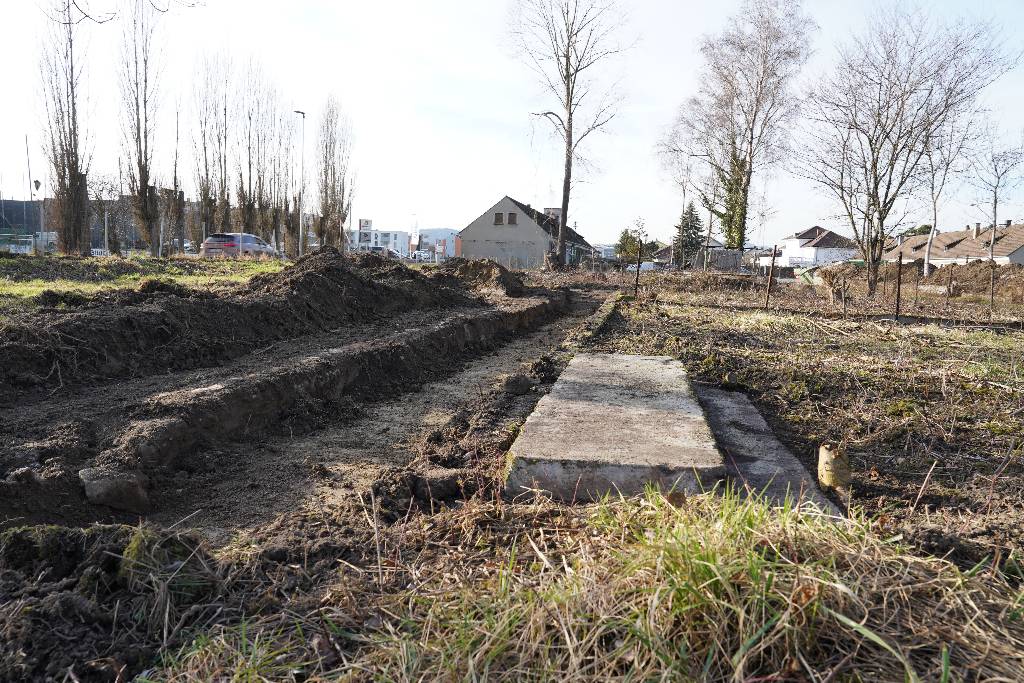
504,354,725,501
695,385,839,513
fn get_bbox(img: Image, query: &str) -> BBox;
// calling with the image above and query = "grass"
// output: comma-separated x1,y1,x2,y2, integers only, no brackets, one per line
150,491,1024,681
0,254,284,315
592,286,1024,567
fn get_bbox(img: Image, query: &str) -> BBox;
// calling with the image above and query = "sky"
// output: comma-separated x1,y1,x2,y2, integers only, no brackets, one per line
2,0,1024,247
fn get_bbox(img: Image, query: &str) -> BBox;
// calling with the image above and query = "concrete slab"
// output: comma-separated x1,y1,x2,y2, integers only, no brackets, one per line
504,354,725,501
695,385,840,514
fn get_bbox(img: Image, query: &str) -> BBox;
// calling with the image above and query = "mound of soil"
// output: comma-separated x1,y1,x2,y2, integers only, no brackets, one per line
0,248,477,397
922,260,1024,299
0,524,220,682
432,258,524,296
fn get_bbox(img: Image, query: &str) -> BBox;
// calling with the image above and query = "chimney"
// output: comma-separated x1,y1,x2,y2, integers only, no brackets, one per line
1006,219,1012,228
973,222,981,239
897,234,904,246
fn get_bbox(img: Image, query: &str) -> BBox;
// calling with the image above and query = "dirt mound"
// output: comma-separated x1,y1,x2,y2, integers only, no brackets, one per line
0,524,222,682
0,248,475,398
922,260,1024,298
432,258,524,296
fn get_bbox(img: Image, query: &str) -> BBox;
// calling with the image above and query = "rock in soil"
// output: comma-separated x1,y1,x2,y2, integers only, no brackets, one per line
79,467,151,513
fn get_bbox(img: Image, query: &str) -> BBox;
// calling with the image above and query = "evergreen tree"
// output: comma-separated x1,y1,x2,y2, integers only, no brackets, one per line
672,201,704,266
615,228,641,261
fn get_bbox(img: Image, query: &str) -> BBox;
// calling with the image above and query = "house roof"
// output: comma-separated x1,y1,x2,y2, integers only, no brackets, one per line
787,226,856,249
804,230,856,249
790,226,827,240
884,224,1024,261
506,197,593,249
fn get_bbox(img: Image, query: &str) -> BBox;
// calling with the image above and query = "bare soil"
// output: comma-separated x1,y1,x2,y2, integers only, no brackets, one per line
0,249,477,399
0,269,609,681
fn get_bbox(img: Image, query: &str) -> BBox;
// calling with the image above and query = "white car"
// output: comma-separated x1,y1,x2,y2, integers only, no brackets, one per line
625,261,659,272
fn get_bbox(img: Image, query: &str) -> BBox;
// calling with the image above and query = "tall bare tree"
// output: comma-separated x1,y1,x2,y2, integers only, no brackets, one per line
270,108,295,255
208,58,232,234
972,125,1024,258
192,54,226,243
514,0,624,265
800,9,1013,294
315,95,354,249
922,120,974,275
41,0,92,256
120,0,160,255
664,0,813,249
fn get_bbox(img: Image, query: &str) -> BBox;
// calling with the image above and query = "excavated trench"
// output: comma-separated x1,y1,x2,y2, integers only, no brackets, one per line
0,289,577,527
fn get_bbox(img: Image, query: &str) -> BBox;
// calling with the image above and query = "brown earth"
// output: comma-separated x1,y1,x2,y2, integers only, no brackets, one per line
0,272,611,681
0,249,479,399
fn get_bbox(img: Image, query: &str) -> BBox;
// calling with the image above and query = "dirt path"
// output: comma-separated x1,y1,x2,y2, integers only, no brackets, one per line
148,291,605,537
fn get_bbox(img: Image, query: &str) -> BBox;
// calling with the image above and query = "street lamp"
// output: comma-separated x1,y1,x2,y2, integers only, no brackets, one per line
293,109,306,257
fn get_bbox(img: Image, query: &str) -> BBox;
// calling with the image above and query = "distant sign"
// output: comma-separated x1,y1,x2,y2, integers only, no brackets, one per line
358,219,372,230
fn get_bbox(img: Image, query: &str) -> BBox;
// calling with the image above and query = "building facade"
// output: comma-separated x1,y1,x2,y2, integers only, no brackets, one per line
458,196,593,269
345,227,412,256
415,228,459,260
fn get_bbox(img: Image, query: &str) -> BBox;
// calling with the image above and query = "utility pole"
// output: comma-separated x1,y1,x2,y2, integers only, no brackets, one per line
293,109,306,258
25,135,33,253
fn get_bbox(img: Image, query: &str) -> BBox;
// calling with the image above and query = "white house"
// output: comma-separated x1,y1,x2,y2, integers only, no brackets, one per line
345,227,412,256
758,226,857,268
458,196,593,269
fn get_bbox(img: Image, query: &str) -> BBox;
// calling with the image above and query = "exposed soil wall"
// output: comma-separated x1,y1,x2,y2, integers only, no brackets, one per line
0,249,477,398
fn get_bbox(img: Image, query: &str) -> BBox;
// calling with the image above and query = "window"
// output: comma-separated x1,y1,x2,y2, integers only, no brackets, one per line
494,212,504,225
508,212,517,225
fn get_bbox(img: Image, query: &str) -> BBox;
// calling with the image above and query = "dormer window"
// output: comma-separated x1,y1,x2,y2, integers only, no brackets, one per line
494,212,504,225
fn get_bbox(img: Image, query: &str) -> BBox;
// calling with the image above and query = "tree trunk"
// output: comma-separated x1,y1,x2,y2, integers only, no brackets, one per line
866,258,879,296
558,120,572,267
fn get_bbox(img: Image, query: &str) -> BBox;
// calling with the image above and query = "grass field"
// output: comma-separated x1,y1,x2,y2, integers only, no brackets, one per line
0,254,284,315
149,493,1024,681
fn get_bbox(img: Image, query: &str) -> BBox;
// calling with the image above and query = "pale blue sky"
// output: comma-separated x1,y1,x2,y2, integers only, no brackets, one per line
1,0,1022,246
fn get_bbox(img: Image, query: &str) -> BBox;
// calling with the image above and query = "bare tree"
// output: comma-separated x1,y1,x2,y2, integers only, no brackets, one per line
514,0,624,266
209,58,232,234
972,126,1024,258
120,0,160,255
800,9,1014,294
315,95,354,249
89,173,123,255
922,120,974,275
162,106,185,254
192,54,226,244
665,0,812,249
269,109,295,256
41,0,92,256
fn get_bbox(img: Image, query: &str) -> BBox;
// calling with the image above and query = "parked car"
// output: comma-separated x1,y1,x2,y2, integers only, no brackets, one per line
625,261,660,273
199,232,276,258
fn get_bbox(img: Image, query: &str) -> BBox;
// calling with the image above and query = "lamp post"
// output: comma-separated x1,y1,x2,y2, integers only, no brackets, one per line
293,109,306,257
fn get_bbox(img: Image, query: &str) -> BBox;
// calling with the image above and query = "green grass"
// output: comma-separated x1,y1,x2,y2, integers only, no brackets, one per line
0,255,284,316
151,491,1024,681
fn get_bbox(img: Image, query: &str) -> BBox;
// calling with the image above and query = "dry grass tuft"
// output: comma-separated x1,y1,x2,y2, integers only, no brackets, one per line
154,492,1024,681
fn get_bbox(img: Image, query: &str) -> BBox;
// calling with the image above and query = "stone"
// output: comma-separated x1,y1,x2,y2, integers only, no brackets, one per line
694,385,838,513
503,373,535,396
79,467,151,513
5,467,42,485
504,354,725,501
